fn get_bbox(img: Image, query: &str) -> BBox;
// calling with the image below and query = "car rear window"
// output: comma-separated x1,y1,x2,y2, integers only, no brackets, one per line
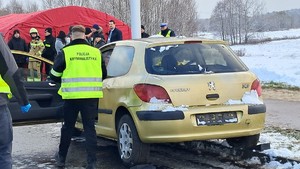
145,43,247,75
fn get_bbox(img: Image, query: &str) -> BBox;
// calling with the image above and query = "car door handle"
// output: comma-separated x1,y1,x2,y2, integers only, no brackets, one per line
48,82,56,87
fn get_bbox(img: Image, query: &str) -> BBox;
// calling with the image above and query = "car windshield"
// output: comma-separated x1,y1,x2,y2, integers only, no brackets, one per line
145,43,247,75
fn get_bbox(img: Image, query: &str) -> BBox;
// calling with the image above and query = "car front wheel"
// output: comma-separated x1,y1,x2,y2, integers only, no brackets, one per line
117,115,150,167
226,134,260,149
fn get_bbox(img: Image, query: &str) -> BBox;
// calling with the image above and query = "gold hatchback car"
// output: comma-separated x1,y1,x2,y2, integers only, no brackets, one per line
76,37,266,167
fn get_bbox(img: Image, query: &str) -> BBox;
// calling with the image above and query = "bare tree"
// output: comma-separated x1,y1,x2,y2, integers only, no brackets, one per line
42,0,58,9
241,0,264,43
42,0,92,9
5,0,24,14
210,1,227,40
25,0,39,13
0,0,200,37
210,0,264,44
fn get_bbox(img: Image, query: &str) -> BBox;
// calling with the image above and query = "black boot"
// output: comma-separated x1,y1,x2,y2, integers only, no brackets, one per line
55,152,66,167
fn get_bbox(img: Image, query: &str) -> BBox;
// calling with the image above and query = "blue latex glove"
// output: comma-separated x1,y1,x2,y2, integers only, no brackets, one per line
21,103,31,113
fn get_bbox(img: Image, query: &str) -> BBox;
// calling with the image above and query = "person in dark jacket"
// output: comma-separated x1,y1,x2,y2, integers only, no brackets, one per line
0,34,31,169
8,30,29,68
50,25,107,169
107,20,123,43
158,23,176,37
94,33,105,49
91,24,105,46
85,27,93,46
42,27,56,76
141,25,150,38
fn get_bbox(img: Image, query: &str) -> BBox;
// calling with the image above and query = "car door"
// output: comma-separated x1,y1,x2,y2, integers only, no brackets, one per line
96,44,136,136
9,50,63,125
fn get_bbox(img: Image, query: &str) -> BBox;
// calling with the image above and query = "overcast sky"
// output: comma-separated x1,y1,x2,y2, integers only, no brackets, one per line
196,0,300,19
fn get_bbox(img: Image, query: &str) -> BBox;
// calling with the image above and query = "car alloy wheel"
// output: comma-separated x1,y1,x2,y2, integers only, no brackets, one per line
119,123,133,159
117,115,150,167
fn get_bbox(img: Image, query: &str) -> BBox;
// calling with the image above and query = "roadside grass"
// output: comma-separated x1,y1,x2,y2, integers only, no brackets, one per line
262,81,300,91
263,126,300,140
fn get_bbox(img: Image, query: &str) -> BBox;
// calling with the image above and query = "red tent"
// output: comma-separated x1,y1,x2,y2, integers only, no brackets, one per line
0,6,131,43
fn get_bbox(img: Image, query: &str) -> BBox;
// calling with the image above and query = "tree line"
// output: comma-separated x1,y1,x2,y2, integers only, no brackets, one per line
208,0,300,44
1,0,299,44
209,0,264,44
0,0,199,37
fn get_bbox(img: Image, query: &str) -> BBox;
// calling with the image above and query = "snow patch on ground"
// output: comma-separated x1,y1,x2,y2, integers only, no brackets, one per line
260,132,300,168
262,161,300,169
200,28,300,87
260,133,300,160
231,35,300,87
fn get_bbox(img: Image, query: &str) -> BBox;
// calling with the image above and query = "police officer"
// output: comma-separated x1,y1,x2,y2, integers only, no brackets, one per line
158,23,176,37
0,34,31,169
50,25,107,169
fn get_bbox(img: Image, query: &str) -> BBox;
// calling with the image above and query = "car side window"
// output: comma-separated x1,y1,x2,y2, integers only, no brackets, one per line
106,46,134,77
102,49,113,67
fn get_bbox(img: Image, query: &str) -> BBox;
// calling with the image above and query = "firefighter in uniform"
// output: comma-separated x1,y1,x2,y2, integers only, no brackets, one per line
50,25,107,169
0,34,31,169
28,28,45,81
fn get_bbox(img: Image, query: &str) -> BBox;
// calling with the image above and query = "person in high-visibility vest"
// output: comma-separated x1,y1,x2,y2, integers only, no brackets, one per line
158,23,176,37
0,34,31,169
50,25,107,169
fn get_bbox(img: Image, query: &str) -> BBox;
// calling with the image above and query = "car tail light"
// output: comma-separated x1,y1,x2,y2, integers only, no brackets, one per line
251,79,262,96
133,84,171,103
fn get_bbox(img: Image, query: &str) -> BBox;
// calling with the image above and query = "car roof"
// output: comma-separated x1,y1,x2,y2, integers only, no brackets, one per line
104,37,228,48
140,37,226,44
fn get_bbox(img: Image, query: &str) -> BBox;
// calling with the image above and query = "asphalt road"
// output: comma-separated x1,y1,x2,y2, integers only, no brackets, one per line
12,123,127,169
11,99,300,169
264,99,300,130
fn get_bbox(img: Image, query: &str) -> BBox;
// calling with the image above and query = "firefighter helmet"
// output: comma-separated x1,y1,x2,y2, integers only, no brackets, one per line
29,28,38,34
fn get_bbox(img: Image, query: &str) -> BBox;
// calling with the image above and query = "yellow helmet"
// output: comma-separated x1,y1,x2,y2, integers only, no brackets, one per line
29,28,38,34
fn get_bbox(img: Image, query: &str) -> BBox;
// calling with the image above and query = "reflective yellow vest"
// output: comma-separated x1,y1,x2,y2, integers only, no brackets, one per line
158,30,171,37
58,44,103,99
0,76,12,99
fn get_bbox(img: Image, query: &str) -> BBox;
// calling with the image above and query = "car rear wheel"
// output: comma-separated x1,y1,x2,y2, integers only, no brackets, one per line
226,134,260,149
117,115,150,167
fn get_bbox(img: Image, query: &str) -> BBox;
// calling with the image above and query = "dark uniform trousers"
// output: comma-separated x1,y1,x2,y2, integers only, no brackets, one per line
0,105,13,169
59,98,98,163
